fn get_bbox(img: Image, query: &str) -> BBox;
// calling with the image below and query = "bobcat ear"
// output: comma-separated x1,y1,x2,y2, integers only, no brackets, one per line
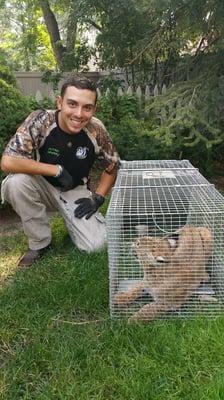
168,238,177,248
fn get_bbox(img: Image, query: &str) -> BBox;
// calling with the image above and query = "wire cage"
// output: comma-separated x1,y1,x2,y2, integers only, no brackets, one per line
106,160,224,322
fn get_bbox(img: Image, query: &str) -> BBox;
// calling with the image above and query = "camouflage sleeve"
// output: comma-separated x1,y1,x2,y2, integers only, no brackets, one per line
86,117,120,175
2,109,54,159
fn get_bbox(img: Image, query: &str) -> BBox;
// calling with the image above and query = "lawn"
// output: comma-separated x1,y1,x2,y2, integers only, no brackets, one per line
1,213,224,400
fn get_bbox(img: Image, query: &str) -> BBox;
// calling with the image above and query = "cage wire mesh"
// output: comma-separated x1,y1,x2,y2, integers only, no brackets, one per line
106,160,224,322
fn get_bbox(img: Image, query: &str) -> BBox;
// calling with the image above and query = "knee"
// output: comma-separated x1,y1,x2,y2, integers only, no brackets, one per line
75,229,107,253
2,174,34,203
5,174,31,191
88,235,107,253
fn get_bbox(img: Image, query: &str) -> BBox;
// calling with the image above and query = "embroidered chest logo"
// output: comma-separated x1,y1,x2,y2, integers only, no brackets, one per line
76,146,88,159
47,147,60,157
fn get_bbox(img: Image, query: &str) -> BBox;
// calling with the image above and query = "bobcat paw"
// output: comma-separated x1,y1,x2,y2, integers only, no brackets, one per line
128,312,148,323
128,309,154,323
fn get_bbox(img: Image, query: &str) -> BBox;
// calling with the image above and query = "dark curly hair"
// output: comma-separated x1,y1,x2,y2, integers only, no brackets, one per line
60,74,97,103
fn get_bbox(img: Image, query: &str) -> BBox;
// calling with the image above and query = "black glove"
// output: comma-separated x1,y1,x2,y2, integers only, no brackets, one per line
55,166,74,191
74,193,105,220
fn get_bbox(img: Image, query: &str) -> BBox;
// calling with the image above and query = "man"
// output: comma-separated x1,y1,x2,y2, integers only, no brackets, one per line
1,74,120,267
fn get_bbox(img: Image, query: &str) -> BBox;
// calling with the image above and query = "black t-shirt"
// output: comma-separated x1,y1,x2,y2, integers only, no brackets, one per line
39,113,95,188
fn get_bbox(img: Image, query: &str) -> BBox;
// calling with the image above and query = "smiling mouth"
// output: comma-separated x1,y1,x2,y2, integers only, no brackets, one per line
71,119,82,123
70,120,83,128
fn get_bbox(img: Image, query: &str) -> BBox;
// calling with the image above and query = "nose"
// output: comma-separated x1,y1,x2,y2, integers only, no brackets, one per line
74,106,82,118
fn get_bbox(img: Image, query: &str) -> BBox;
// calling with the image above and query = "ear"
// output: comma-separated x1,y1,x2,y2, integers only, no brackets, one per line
56,95,62,110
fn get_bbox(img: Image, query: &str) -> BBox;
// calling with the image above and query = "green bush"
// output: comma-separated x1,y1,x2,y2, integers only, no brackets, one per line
97,93,140,124
108,118,176,161
96,93,179,161
0,65,17,87
0,79,30,191
27,95,56,111
145,79,224,175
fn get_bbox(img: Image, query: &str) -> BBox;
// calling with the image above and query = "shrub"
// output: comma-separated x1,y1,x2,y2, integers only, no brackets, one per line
108,118,176,161
145,79,224,175
27,95,56,111
97,93,140,124
0,65,17,87
0,79,30,191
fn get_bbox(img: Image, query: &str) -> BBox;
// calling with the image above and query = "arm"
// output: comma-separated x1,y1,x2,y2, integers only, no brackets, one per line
74,117,119,219
95,170,117,197
1,110,61,178
74,167,117,220
86,117,120,196
1,155,58,177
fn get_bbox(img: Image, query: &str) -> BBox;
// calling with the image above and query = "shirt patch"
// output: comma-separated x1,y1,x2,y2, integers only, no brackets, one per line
47,147,60,156
76,146,88,159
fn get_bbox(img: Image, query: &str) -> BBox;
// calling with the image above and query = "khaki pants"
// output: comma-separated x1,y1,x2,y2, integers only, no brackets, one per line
1,174,106,252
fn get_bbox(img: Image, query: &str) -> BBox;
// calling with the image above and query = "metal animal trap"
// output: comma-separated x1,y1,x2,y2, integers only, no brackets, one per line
106,160,224,321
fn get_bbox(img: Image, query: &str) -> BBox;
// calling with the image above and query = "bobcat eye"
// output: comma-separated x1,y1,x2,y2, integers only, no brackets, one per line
135,240,140,247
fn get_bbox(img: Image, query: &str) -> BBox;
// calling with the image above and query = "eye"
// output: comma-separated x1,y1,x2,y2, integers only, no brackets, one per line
68,101,77,108
83,105,94,112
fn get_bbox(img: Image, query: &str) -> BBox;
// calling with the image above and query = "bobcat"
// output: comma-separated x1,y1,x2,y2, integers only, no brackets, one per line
114,226,213,322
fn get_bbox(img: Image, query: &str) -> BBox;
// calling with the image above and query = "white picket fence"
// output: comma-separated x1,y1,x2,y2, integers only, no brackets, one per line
34,83,167,103
99,83,167,99
15,71,168,103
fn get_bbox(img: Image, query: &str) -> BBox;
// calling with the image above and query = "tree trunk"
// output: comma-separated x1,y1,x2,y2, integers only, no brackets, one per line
38,0,65,70
66,4,78,54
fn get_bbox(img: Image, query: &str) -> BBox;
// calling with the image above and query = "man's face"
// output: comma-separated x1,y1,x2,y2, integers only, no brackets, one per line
56,86,96,134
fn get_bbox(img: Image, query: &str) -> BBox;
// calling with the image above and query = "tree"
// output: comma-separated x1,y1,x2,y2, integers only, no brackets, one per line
0,0,56,70
0,0,92,71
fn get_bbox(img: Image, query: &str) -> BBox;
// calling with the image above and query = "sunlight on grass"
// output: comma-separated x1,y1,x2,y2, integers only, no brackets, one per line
1,213,224,399
0,233,26,285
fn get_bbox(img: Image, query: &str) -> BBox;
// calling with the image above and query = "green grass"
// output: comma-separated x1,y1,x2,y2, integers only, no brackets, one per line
1,215,224,399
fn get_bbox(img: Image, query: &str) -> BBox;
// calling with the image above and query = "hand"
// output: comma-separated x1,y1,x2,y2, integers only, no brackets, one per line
55,166,74,191
74,193,105,219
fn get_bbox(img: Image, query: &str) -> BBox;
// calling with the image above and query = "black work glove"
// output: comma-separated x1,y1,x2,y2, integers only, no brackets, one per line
56,166,74,191
74,193,105,220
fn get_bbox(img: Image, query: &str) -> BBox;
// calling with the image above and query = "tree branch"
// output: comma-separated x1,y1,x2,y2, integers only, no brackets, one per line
86,19,102,32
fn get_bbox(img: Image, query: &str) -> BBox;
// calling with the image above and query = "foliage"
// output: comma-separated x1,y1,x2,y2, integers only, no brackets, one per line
61,39,93,72
27,95,56,111
0,65,17,87
0,0,56,71
145,78,224,175
96,95,113,126
95,0,148,69
97,74,126,93
96,93,175,160
41,70,63,92
97,93,140,125
1,0,224,88
0,79,30,150
0,79,30,188
95,70,224,175
108,118,175,161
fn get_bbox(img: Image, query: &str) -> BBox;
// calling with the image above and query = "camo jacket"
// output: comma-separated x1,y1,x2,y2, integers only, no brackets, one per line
3,109,120,174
